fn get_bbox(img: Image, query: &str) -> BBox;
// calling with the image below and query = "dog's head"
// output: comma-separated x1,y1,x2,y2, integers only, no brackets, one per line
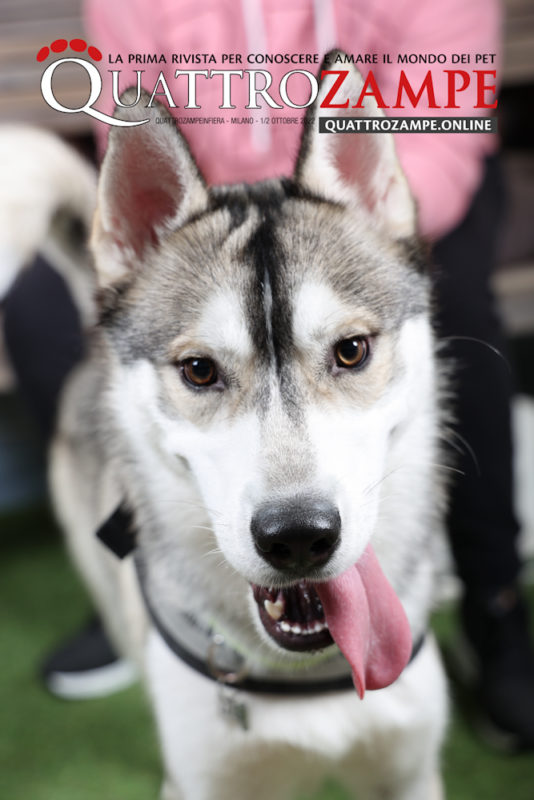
91,58,439,695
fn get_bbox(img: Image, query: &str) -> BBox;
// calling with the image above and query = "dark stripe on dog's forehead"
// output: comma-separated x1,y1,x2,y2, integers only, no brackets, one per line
209,183,293,359
215,180,309,414
245,210,292,372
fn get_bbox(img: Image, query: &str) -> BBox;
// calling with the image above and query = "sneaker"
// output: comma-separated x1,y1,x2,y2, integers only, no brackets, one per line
449,586,534,751
40,616,138,700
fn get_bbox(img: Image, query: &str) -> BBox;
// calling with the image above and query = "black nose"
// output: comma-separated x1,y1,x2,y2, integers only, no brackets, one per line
251,498,341,573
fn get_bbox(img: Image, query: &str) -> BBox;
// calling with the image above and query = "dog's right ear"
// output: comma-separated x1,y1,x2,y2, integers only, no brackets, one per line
295,52,416,240
91,90,208,289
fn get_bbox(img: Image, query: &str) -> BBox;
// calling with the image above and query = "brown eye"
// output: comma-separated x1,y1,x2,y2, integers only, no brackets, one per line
334,337,369,369
182,357,218,387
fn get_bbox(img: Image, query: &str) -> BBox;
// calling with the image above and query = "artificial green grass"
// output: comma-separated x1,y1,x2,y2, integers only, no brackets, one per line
0,509,160,800
2,507,534,799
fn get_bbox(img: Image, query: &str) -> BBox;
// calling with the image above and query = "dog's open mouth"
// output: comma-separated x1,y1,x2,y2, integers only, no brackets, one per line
252,582,334,652
252,546,414,698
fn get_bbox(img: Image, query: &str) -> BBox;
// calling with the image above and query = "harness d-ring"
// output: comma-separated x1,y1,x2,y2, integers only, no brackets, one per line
207,633,249,685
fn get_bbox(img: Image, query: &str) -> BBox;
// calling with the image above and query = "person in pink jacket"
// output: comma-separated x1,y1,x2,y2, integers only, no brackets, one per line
4,0,532,752
86,0,499,241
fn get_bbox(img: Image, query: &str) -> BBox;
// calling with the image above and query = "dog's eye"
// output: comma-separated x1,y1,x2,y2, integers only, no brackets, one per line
334,337,369,369
182,357,219,387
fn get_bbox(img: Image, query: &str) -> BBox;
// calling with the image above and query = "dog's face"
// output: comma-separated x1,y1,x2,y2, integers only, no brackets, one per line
91,60,436,674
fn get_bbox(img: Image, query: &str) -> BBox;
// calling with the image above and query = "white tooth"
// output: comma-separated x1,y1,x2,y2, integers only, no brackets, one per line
264,598,284,621
314,622,325,633
290,624,302,635
280,621,291,632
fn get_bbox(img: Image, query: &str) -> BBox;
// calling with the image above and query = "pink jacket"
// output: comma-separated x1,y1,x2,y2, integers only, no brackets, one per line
85,0,501,240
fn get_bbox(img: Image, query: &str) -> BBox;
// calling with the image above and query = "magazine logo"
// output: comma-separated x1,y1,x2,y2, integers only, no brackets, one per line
38,41,498,126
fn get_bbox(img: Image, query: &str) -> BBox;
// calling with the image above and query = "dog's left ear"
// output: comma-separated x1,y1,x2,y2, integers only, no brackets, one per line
91,90,208,289
295,52,416,239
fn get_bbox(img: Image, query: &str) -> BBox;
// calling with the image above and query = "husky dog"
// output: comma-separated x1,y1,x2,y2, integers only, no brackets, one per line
1,58,448,800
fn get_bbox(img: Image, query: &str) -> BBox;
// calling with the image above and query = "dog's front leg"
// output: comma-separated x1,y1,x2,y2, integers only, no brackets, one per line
386,769,444,800
429,772,445,800
339,636,447,800
161,778,184,800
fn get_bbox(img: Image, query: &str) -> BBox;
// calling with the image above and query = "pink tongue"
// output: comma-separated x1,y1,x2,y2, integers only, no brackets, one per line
315,545,412,699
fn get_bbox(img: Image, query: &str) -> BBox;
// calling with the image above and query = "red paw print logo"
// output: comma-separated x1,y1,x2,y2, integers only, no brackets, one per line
36,39,102,63
38,37,147,127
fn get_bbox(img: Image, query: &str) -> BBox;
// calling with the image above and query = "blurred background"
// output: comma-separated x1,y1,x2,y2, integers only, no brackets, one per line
0,1,533,799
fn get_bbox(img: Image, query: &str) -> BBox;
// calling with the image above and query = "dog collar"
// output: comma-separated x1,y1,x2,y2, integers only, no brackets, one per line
96,504,426,694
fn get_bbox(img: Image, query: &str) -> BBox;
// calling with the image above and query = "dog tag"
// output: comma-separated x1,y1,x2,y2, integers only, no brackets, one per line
217,684,249,731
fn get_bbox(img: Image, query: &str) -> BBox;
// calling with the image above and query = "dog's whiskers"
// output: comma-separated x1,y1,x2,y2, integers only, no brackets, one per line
439,334,509,368
189,525,219,534
199,545,225,560
439,426,480,475
363,465,406,497
426,461,465,476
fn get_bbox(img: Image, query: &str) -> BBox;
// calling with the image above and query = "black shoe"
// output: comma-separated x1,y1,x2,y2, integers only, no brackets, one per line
452,586,534,751
40,617,138,700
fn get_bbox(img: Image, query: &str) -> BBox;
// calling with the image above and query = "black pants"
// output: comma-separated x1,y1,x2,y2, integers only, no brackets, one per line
2,158,521,594
3,257,84,440
433,157,520,593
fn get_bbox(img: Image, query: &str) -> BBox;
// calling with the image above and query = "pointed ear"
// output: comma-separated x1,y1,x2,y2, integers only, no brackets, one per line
91,90,208,289
295,52,416,239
